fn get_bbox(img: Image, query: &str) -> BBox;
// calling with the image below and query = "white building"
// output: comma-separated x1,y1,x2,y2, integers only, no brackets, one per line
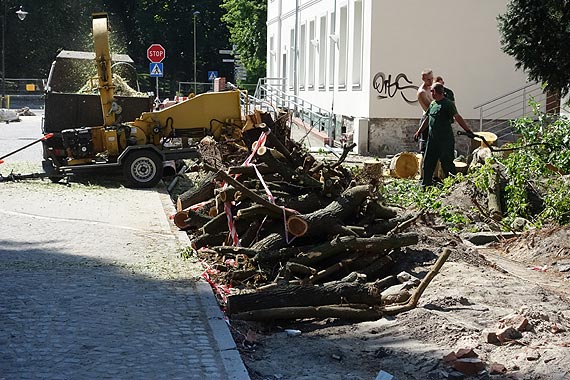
266,0,530,156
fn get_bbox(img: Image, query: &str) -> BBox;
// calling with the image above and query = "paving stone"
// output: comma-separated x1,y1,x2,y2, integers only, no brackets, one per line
0,183,249,379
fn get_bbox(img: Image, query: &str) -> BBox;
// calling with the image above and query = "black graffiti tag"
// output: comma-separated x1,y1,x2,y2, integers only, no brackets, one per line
373,72,418,104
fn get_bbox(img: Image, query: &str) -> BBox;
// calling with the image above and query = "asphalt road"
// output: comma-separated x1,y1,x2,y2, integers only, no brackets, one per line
0,110,45,164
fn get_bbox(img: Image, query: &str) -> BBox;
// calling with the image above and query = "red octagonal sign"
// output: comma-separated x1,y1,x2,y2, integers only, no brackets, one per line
147,44,165,63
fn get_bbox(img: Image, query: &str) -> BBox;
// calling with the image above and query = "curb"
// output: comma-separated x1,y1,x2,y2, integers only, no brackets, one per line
157,184,250,380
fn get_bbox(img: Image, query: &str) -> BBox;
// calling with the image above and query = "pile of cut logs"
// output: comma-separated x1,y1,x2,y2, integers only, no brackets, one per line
170,111,446,321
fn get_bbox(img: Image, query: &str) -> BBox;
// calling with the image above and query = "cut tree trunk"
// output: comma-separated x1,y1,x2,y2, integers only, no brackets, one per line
290,233,418,266
286,185,371,237
227,278,386,315
231,304,383,321
176,171,216,211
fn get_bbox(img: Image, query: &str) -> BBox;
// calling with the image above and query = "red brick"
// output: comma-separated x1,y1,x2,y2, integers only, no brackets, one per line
452,358,486,375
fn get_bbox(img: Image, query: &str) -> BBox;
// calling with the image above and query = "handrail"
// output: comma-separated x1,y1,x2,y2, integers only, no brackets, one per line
473,81,541,109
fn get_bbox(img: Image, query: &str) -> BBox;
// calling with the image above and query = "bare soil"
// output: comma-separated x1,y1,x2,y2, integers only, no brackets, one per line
229,199,570,380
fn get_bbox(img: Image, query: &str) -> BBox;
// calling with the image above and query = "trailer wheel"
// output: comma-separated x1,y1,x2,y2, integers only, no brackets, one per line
42,160,64,183
123,150,162,188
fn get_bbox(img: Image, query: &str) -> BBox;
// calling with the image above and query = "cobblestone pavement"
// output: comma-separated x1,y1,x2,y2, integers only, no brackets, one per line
0,135,249,380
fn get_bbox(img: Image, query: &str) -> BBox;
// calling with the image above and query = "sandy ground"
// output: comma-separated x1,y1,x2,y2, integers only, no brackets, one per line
228,224,570,380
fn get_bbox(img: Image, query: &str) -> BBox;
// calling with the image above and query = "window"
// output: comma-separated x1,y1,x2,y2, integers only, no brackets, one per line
299,23,306,89
308,20,315,89
352,1,363,88
328,11,336,89
338,6,348,89
269,35,275,77
318,15,327,89
289,29,295,89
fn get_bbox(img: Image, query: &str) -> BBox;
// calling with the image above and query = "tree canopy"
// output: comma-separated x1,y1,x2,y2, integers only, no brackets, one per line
221,0,267,83
498,0,570,97
2,0,267,96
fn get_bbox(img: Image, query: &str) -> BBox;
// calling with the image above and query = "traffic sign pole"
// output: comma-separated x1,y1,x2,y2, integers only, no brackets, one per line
147,44,166,106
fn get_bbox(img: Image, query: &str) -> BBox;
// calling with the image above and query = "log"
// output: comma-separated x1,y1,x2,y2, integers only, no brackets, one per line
380,248,451,315
213,168,298,218
182,209,212,229
250,232,289,253
290,233,418,266
209,245,258,258
202,210,229,235
330,142,357,169
191,232,228,249
231,304,383,321
173,210,190,229
286,185,371,237
366,201,399,220
227,279,385,315
308,253,362,284
364,214,415,236
176,171,216,211
227,163,273,177
256,147,322,188
488,163,502,221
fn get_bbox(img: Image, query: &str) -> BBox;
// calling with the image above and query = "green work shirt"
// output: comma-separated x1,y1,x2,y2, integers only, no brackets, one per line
444,87,455,102
427,97,456,141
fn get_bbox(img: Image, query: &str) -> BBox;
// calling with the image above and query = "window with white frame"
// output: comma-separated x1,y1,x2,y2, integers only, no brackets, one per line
289,29,295,89
269,35,275,77
319,15,327,89
300,23,306,90
328,11,336,89
352,0,363,88
338,5,348,89
308,20,315,89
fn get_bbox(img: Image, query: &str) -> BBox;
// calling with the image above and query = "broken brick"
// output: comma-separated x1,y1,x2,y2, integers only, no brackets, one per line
452,358,486,375
489,362,507,374
455,347,478,359
496,326,522,343
443,351,457,363
482,329,499,344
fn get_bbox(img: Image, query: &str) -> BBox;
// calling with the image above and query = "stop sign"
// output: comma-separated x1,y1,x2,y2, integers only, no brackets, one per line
147,44,166,63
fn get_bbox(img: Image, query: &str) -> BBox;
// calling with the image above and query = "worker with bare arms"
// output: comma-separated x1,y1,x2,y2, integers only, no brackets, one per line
415,69,434,177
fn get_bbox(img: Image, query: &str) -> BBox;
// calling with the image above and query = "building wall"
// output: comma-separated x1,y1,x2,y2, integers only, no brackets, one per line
267,0,529,155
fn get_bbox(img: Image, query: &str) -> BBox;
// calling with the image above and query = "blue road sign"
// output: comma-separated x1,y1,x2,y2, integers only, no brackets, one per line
208,71,218,81
150,63,164,77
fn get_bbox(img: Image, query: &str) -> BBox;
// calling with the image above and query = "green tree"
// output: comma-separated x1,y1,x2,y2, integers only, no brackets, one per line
498,0,570,97
3,0,232,96
220,0,266,84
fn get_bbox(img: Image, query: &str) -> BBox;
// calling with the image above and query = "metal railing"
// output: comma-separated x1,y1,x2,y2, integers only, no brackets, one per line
473,82,562,141
253,77,334,137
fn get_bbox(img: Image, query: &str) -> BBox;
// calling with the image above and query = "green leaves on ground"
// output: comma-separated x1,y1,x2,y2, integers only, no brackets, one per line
383,103,570,230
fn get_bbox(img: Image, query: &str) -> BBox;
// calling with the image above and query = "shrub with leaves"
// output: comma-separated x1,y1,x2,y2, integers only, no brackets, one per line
383,102,570,230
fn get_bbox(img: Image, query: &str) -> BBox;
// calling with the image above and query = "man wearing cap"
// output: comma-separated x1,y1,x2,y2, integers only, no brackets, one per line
414,82,475,187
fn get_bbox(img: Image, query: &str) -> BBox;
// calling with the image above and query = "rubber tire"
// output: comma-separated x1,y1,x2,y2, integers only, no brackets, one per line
42,160,64,183
122,150,162,188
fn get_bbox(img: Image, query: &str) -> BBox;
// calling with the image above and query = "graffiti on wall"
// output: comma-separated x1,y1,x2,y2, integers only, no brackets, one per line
372,72,418,104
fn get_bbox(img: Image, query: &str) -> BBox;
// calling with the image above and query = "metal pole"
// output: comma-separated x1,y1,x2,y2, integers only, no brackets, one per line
2,2,6,109
155,77,159,102
193,11,200,95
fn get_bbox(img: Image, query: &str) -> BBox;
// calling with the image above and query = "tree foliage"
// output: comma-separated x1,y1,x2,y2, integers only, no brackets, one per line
220,0,266,83
498,0,570,97
2,0,238,96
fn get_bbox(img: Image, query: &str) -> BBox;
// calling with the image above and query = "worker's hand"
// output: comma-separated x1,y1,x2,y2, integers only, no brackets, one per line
465,129,476,139
413,131,420,142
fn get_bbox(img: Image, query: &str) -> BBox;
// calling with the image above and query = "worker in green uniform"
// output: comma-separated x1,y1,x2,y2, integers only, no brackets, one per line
414,82,475,187
435,76,455,102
